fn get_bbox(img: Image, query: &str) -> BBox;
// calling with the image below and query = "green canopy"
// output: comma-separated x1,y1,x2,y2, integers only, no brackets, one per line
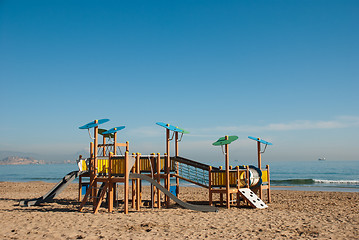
212,135,238,146
98,128,114,138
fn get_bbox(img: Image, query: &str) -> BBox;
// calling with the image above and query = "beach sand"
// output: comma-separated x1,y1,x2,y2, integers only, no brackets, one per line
1,181,358,239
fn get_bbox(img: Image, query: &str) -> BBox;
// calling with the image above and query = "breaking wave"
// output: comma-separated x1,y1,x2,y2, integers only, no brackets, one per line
272,179,359,186
313,179,359,185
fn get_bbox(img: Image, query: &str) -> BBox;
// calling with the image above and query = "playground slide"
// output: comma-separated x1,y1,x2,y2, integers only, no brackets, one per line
129,173,218,212
19,171,82,207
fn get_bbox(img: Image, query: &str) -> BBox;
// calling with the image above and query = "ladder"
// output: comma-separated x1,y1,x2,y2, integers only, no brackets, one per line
238,188,268,209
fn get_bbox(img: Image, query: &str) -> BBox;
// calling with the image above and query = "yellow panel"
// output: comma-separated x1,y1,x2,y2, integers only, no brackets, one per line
215,173,218,185
220,172,224,185
262,170,268,182
94,157,128,175
213,172,218,185
229,172,237,185
102,157,125,175
115,158,125,174
97,159,102,173
113,159,119,174
81,160,88,171
104,159,108,173
238,171,246,187
211,171,244,186
211,172,217,185
160,158,165,170
140,158,151,171
211,172,229,186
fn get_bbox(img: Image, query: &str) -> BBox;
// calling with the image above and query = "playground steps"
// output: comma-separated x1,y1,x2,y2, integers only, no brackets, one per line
238,188,268,209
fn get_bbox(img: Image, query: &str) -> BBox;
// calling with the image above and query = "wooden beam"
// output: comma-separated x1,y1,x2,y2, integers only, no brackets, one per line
209,166,212,206
157,153,161,209
225,136,230,209
136,153,141,210
166,128,170,208
267,165,271,203
108,152,113,212
124,151,129,214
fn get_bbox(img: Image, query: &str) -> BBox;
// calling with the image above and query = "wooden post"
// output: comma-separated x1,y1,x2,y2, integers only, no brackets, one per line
108,152,113,212
102,135,106,156
208,166,212,206
266,164,271,203
236,166,240,207
89,142,95,203
175,131,179,156
113,131,117,155
136,153,141,210
131,153,136,209
175,131,180,197
90,142,94,169
78,175,82,201
245,165,250,206
257,140,262,169
93,122,98,210
257,140,263,199
165,127,171,208
113,182,117,209
150,153,156,208
229,165,233,204
225,136,230,209
246,165,250,188
157,153,161,209
124,151,129,214
94,122,98,167
219,166,223,206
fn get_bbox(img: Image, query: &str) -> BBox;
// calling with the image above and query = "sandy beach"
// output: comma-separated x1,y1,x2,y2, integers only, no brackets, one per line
1,181,358,239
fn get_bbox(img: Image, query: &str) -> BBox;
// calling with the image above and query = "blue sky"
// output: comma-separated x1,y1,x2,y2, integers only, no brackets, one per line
1,1,358,165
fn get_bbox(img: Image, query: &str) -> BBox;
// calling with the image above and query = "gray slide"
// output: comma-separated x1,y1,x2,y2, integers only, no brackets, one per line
129,173,218,212
19,171,81,207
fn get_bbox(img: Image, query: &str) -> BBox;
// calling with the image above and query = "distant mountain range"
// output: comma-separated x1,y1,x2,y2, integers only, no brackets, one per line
0,156,45,165
0,151,40,160
0,150,88,165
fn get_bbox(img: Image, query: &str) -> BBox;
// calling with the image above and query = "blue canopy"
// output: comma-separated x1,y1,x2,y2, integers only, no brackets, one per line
79,119,110,129
248,136,273,145
102,126,126,135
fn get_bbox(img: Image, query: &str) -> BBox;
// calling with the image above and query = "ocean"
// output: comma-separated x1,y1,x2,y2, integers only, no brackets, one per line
269,160,359,192
0,160,358,192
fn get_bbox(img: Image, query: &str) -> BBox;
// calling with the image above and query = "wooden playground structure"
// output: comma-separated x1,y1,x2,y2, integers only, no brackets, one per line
76,119,273,214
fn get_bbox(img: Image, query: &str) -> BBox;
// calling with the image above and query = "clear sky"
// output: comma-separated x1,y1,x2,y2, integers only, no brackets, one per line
1,1,358,165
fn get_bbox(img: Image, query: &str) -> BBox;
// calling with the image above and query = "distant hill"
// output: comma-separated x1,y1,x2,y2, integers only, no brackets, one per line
0,150,88,164
0,156,45,165
0,151,40,160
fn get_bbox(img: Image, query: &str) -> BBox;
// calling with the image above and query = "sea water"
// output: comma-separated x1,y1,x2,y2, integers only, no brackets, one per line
0,164,76,182
0,160,358,192
268,160,359,192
